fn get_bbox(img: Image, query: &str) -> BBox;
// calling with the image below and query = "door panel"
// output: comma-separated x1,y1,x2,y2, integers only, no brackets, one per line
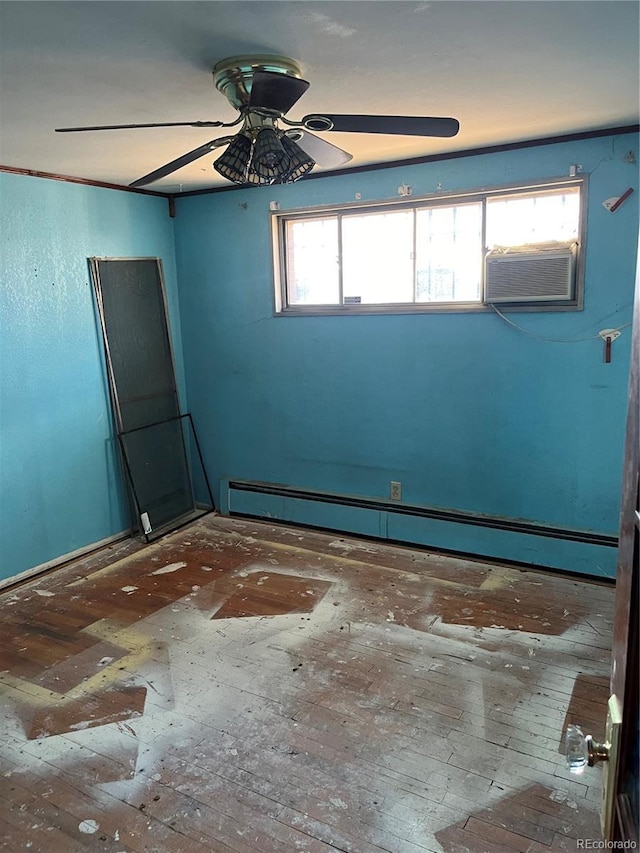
608,236,639,842
566,239,638,842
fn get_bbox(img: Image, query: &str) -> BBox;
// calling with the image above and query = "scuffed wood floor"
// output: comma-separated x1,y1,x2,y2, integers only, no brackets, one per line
0,515,614,852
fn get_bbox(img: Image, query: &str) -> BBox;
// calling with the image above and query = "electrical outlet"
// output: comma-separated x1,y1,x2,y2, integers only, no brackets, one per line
390,481,402,501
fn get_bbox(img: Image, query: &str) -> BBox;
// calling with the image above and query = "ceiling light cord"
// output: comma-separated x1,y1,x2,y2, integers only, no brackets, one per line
490,304,632,344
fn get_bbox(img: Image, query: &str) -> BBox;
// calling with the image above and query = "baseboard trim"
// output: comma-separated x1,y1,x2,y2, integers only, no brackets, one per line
0,529,131,590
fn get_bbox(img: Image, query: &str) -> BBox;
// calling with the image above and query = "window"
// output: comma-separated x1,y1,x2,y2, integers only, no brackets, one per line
486,187,581,249
274,178,585,314
415,203,483,303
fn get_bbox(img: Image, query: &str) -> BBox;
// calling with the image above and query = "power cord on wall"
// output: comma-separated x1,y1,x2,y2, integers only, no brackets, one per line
588,134,625,177
490,304,632,344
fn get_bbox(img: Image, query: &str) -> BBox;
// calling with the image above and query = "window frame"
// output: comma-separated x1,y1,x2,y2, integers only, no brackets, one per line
272,175,587,316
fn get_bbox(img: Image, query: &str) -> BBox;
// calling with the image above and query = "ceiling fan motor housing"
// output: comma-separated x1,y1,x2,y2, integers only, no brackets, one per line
213,55,304,112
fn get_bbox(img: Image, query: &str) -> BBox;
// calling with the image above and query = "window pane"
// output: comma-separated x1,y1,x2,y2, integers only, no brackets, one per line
415,203,483,302
342,210,414,304
286,217,339,305
486,187,580,248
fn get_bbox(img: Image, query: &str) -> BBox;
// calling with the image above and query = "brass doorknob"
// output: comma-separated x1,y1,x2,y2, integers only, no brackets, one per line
585,734,611,766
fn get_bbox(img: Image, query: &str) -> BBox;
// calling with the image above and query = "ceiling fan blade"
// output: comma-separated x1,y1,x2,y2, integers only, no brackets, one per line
291,131,353,169
248,71,310,114
303,114,460,138
129,136,234,188
56,120,232,133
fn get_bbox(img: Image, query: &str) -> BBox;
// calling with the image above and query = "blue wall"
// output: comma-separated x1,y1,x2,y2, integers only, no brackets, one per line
174,134,639,577
0,173,182,581
1,134,636,583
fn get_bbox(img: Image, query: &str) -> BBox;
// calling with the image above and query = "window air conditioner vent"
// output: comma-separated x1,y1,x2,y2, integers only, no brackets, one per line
484,245,576,304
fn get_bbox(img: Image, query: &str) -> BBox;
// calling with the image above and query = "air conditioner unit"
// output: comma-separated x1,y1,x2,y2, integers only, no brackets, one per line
484,244,576,304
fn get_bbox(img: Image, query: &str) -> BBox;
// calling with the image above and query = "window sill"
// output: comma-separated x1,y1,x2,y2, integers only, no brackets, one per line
275,301,582,317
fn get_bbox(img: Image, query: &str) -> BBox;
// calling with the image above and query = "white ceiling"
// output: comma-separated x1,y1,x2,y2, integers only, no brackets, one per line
0,1,638,193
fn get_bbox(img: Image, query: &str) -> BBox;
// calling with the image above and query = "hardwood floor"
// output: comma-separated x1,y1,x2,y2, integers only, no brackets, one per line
0,515,613,852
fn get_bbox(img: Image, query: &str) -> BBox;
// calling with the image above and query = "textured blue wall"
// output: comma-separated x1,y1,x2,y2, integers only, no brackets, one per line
0,173,182,581
1,135,636,583
174,134,639,577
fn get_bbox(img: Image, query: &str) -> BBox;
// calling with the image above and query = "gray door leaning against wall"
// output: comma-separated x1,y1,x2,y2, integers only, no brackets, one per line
90,257,196,536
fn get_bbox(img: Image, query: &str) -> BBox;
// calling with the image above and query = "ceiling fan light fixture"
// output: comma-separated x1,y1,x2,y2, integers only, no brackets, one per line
279,134,315,182
252,127,291,178
244,166,272,186
213,132,253,183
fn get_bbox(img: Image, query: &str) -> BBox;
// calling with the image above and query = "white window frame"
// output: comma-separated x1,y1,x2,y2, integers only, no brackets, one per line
272,176,587,315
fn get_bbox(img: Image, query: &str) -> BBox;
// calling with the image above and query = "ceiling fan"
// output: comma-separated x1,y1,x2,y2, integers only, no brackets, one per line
55,55,460,189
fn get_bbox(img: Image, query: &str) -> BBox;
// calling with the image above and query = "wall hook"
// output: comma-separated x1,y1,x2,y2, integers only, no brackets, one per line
602,187,634,212
599,328,621,363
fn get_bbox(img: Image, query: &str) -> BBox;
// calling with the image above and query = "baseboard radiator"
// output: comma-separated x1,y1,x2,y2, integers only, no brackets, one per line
226,479,618,579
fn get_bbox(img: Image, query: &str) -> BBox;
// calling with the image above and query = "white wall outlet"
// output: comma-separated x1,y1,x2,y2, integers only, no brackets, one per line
390,481,402,501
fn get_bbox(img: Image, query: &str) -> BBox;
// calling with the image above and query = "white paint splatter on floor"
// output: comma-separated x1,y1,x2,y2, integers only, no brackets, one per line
151,562,187,575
